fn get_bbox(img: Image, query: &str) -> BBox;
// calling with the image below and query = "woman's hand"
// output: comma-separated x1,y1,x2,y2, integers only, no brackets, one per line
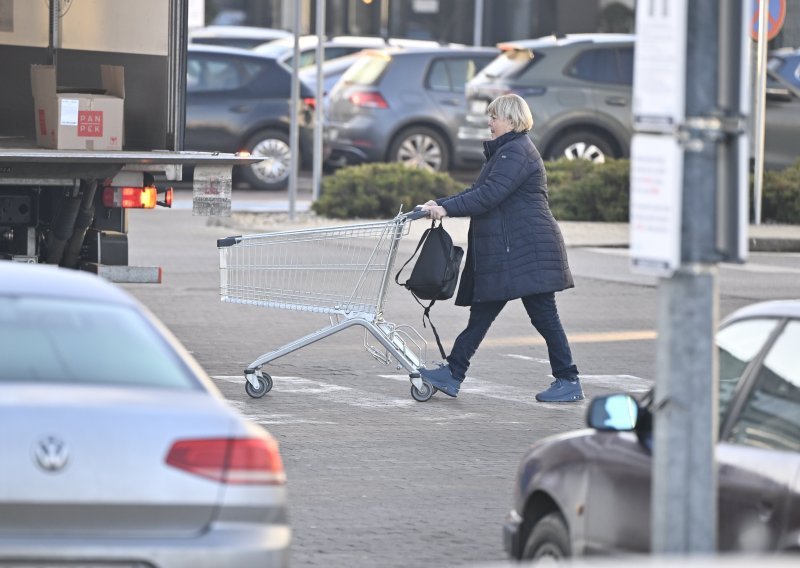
420,203,448,220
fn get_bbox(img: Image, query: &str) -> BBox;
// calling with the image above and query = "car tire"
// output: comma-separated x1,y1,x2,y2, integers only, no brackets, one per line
241,129,292,190
389,126,450,172
521,511,571,561
546,131,615,164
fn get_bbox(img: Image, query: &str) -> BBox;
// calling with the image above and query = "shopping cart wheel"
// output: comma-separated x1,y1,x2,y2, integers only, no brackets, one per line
410,379,435,402
244,370,273,398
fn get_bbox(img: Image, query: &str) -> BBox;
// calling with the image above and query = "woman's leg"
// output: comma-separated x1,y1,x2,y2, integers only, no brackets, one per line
446,300,506,382
521,292,579,380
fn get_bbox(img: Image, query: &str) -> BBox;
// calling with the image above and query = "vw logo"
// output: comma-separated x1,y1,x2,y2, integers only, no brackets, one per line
33,436,70,472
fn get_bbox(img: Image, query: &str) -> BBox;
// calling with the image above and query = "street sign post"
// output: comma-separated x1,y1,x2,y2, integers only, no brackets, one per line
751,0,786,225
749,0,786,41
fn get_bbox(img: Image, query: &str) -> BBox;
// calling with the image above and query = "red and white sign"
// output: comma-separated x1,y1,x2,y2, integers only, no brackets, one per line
78,110,103,137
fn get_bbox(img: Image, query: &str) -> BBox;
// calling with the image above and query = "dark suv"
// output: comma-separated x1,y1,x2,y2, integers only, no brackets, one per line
457,34,634,166
325,46,499,172
185,44,315,190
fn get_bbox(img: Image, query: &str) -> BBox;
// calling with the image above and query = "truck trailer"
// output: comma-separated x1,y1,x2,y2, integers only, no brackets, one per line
0,0,255,283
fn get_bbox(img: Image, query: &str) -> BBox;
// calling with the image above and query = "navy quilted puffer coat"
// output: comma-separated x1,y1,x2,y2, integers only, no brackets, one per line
438,130,573,306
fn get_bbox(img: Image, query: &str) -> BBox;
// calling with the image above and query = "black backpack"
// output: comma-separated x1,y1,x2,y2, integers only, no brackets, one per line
395,220,464,358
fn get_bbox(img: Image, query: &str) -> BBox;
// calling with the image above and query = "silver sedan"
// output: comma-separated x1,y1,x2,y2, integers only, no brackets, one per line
0,262,289,567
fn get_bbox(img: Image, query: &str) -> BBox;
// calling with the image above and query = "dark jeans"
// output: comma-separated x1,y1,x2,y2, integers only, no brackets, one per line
446,292,579,383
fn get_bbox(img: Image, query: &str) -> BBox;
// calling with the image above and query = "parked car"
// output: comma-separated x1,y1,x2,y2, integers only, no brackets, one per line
254,34,454,69
299,52,365,111
503,299,800,561
461,35,800,170
189,25,291,49
764,48,800,170
325,46,499,172
459,34,635,167
185,44,316,190
0,261,289,566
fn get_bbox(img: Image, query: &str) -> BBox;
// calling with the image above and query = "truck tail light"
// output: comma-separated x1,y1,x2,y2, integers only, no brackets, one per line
165,438,286,485
350,91,388,109
157,187,173,208
103,186,158,209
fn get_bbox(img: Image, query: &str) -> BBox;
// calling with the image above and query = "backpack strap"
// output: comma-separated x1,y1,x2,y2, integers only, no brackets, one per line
394,219,436,288
408,293,448,360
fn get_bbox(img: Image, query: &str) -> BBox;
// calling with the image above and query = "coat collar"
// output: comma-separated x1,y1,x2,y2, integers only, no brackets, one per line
483,130,528,159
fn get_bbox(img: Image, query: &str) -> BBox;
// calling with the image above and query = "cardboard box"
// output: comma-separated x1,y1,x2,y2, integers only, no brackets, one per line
31,64,125,151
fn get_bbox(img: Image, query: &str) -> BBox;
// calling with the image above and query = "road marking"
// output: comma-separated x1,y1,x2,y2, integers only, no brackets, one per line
478,330,657,348
214,369,652,418
213,375,416,409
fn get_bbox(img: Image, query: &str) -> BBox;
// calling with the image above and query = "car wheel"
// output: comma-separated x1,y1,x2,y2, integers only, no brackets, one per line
521,511,571,562
546,131,615,164
241,129,292,190
389,127,449,172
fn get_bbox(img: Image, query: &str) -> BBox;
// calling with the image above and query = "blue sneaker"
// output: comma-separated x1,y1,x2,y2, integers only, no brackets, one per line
420,364,460,398
535,378,585,402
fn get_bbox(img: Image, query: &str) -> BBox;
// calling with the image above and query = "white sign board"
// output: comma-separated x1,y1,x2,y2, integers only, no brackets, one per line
629,134,684,276
632,0,688,132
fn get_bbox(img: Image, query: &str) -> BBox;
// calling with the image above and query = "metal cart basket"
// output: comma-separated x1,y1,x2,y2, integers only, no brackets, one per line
217,210,439,402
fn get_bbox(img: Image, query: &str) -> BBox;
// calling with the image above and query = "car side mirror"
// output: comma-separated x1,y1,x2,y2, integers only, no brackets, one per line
587,394,639,431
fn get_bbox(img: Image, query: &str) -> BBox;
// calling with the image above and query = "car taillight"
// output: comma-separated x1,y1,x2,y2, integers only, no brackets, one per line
103,186,158,209
303,96,316,110
350,91,388,109
166,438,285,485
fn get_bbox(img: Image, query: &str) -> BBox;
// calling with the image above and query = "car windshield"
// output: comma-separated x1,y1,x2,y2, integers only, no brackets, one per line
339,53,390,85
0,296,199,390
480,48,536,79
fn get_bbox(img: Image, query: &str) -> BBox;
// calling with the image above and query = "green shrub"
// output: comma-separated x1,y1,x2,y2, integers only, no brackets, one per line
759,158,800,223
546,158,630,222
313,163,463,219
314,158,800,223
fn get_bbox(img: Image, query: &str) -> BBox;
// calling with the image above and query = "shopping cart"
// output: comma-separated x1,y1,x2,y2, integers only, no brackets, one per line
217,209,440,402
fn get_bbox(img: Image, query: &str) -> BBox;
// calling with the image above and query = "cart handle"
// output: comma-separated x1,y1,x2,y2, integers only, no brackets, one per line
404,207,431,221
217,236,242,247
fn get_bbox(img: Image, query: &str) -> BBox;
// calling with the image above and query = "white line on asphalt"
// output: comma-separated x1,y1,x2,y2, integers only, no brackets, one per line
505,354,551,365
212,375,416,409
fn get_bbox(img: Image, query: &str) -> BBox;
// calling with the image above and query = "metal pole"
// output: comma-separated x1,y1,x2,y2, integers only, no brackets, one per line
473,0,483,46
288,0,301,221
651,0,721,554
312,0,326,201
752,0,769,225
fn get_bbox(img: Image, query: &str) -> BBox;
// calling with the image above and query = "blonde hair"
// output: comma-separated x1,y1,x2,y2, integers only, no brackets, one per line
487,93,533,132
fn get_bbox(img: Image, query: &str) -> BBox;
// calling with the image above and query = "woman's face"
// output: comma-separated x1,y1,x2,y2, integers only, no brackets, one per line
488,113,513,139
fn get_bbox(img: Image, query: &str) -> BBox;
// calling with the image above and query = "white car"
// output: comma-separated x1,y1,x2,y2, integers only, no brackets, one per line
0,262,290,567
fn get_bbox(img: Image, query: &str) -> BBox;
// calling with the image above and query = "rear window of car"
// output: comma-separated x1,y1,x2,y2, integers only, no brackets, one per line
427,56,496,93
339,53,391,86
566,46,634,85
0,297,200,391
187,55,263,92
478,48,539,80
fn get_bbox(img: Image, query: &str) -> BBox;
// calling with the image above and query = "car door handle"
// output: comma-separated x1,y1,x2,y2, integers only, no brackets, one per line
230,104,252,113
605,96,628,107
440,98,461,106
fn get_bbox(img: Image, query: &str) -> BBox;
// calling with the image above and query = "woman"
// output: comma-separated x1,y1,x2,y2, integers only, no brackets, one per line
419,94,583,403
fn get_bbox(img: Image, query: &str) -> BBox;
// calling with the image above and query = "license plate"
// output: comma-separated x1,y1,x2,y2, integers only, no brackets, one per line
469,99,488,114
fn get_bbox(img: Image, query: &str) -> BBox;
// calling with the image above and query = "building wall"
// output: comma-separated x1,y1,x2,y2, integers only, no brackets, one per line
212,0,796,50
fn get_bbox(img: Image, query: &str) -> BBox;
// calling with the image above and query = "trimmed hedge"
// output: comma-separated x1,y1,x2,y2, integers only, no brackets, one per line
312,162,462,219
313,158,800,223
761,159,800,223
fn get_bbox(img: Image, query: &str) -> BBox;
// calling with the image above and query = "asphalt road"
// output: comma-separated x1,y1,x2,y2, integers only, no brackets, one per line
123,206,798,568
